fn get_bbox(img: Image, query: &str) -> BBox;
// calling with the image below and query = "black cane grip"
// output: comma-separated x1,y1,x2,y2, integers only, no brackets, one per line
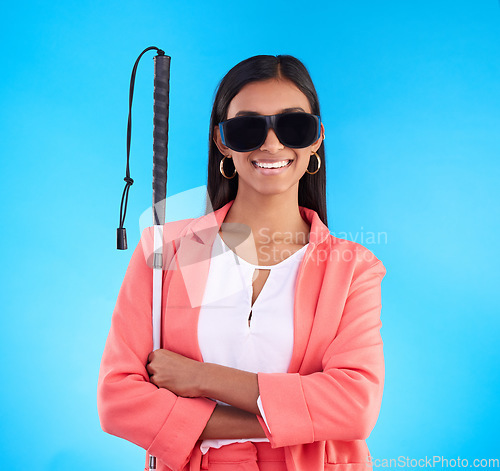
152,54,170,226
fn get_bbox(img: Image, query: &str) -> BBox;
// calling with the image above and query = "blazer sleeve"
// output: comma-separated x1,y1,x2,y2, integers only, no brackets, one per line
96,227,216,471
256,260,386,447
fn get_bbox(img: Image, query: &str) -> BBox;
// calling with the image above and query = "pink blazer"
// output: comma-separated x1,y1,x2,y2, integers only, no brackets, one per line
97,199,387,471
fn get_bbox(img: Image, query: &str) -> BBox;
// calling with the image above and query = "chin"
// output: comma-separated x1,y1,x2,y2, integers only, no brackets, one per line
247,182,299,199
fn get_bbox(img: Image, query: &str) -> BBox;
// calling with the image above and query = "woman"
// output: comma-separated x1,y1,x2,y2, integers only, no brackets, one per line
97,55,386,471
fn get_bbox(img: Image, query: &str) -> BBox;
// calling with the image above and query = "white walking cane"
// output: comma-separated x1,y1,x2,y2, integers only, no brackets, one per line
117,46,171,471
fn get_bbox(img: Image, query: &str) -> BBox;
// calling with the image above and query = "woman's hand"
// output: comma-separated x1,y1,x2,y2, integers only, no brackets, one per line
146,350,261,416
146,349,205,398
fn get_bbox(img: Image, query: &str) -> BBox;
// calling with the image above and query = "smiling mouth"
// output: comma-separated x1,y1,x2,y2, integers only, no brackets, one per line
252,160,293,169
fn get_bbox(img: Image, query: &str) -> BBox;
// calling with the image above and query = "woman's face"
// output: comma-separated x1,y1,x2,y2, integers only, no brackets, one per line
214,78,324,199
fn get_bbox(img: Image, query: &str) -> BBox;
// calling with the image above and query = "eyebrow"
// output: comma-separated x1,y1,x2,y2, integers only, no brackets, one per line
235,107,306,117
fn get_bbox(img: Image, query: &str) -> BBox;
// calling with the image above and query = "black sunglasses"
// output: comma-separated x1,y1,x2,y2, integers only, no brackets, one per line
219,112,321,152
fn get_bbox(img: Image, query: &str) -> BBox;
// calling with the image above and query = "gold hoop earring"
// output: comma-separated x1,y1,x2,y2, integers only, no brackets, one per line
306,152,321,175
220,155,237,179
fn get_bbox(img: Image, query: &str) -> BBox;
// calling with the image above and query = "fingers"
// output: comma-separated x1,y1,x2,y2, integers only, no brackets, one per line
147,349,161,366
146,348,186,376
146,351,156,377
149,374,159,388
147,348,168,363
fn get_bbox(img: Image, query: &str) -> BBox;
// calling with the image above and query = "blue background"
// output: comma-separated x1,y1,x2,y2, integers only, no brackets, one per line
0,1,499,469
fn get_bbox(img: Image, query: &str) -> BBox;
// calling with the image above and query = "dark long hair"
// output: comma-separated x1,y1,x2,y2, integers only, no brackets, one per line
205,54,327,227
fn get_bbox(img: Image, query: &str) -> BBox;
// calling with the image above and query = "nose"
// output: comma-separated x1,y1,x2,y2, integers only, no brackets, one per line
259,128,284,154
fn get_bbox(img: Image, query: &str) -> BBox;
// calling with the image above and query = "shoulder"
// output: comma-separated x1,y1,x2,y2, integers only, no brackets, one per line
137,217,196,269
316,234,386,280
140,217,196,240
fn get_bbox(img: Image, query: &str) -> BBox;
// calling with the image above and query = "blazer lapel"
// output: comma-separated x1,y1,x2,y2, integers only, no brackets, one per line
287,206,331,373
162,201,234,361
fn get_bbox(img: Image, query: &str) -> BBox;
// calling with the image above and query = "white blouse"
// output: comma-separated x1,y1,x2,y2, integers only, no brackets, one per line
197,232,309,454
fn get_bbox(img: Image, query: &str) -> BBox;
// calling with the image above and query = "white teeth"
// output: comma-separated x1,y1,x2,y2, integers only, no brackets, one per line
254,160,291,169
